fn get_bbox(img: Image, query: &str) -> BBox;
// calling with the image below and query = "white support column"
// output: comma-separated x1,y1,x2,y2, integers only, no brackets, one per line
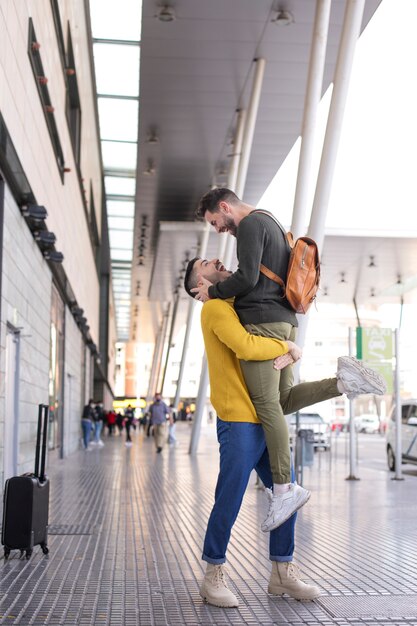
218,108,246,262
235,58,266,198
154,304,171,395
146,323,164,404
160,292,180,395
224,58,266,269
308,0,366,252
189,357,209,455
291,0,332,238
173,224,211,408
294,0,365,359
346,327,360,480
173,299,196,409
393,328,404,480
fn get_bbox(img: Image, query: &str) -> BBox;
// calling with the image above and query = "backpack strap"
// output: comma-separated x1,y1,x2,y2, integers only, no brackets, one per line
252,209,292,251
253,209,292,290
259,263,286,291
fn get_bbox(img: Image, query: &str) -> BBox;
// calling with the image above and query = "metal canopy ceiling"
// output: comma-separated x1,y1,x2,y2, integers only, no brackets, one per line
132,0,383,345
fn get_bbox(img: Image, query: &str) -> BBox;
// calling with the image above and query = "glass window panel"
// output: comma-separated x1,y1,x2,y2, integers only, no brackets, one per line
94,44,140,97
110,248,133,261
109,230,133,249
89,0,142,41
107,200,135,217
98,98,138,142
105,176,136,196
108,216,134,231
102,141,137,171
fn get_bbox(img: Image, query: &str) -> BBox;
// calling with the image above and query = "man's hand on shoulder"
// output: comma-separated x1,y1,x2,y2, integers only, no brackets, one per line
191,275,212,302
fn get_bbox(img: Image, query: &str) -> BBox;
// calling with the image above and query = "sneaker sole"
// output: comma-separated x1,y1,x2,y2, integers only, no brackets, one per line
261,490,311,533
338,356,386,395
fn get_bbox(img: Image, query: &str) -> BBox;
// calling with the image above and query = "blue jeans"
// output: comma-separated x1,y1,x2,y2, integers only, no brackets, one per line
202,419,296,565
81,419,92,449
94,420,103,443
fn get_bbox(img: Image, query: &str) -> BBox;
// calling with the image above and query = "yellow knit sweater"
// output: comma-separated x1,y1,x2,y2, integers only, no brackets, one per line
201,299,289,423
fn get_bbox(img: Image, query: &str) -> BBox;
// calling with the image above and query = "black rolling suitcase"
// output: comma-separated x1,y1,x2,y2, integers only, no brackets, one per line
2,404,50,559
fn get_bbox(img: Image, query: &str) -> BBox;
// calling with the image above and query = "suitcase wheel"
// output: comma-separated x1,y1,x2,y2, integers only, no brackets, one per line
25,549,32,560
4,547,10,560
41,543,49,555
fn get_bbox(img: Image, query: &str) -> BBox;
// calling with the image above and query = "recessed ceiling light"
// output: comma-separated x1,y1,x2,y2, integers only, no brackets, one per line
156,6,176,22
271,10,294,26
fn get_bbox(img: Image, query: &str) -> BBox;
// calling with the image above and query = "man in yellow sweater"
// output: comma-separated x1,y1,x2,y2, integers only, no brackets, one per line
184,256,385,608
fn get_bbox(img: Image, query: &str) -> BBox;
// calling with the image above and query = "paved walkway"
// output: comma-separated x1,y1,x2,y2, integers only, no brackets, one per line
1,423,417,626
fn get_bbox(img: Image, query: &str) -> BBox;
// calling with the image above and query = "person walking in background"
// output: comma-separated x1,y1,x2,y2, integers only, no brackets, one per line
149,393,169,453
107,409,117,436
116,412,124,436
167,404,178,445
93,401,105,447
124,404,135,447
81,399,95,451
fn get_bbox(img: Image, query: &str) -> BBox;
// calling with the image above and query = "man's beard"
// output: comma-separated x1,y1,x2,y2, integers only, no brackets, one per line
225,216,237,236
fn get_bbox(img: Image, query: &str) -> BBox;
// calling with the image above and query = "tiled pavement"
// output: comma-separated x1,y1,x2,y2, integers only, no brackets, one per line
1,423,417,626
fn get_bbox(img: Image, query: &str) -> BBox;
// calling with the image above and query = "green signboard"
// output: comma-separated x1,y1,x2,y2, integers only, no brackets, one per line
356,327,393,361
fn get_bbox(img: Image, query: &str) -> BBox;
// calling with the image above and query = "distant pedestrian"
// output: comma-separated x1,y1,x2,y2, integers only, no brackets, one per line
93,401,105,447
81,399,95,450
116,412,124,435
107,410,117,436
168,404,178,445
124,404,135,447
148,393,169,453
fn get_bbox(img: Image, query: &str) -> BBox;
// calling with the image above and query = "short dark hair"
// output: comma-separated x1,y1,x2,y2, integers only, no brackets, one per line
196,188,239,219
183,257,201,297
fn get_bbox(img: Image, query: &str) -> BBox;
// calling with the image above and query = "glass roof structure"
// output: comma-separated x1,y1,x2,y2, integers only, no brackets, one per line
89,0,142,341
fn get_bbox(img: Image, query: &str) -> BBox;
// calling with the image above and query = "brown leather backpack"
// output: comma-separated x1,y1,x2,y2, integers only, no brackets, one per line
255,210,320,314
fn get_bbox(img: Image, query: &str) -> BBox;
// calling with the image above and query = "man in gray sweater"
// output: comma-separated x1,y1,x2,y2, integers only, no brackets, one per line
192,187,385,531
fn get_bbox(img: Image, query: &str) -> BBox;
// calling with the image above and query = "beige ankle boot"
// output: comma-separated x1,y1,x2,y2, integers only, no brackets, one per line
268,561,321,600
200,564,239,608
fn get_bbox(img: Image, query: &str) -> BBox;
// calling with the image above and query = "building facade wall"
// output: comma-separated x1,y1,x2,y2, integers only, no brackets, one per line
0,0,102,342
0,1,115,486
63,306,84,457
0,185,51,486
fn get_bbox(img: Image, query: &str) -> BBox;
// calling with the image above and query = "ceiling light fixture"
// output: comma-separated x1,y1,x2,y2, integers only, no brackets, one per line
156,5,176,22
340,272,346,284
271,10,294,26
143,160,156,176
368,255,376,268
147,128,159,144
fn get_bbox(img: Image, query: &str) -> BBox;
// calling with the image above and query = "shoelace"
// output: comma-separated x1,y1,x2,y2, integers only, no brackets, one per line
211,565,230,588
286,562,301,581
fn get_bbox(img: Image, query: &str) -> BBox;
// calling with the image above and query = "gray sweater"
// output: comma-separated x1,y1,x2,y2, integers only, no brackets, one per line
208,211,297,326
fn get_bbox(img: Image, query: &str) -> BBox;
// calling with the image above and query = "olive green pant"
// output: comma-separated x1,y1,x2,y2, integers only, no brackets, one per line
240,322,340,484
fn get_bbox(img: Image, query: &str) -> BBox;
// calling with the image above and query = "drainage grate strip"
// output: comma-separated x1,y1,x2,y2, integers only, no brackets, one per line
317,595,417,619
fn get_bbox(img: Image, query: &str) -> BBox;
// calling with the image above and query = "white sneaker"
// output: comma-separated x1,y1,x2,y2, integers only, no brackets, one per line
337,356,386,399
199,564,239,608
97,440,105,447
261,484,311,533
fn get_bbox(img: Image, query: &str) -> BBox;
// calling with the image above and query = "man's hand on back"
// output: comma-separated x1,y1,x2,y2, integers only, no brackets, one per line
191,275,212,302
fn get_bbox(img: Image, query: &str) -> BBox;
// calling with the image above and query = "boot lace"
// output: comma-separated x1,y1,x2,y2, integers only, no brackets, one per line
286,562,301,581
211,565,230,588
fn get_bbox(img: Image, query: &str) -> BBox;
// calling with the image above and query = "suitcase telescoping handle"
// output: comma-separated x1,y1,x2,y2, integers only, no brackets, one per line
34,403,49,482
